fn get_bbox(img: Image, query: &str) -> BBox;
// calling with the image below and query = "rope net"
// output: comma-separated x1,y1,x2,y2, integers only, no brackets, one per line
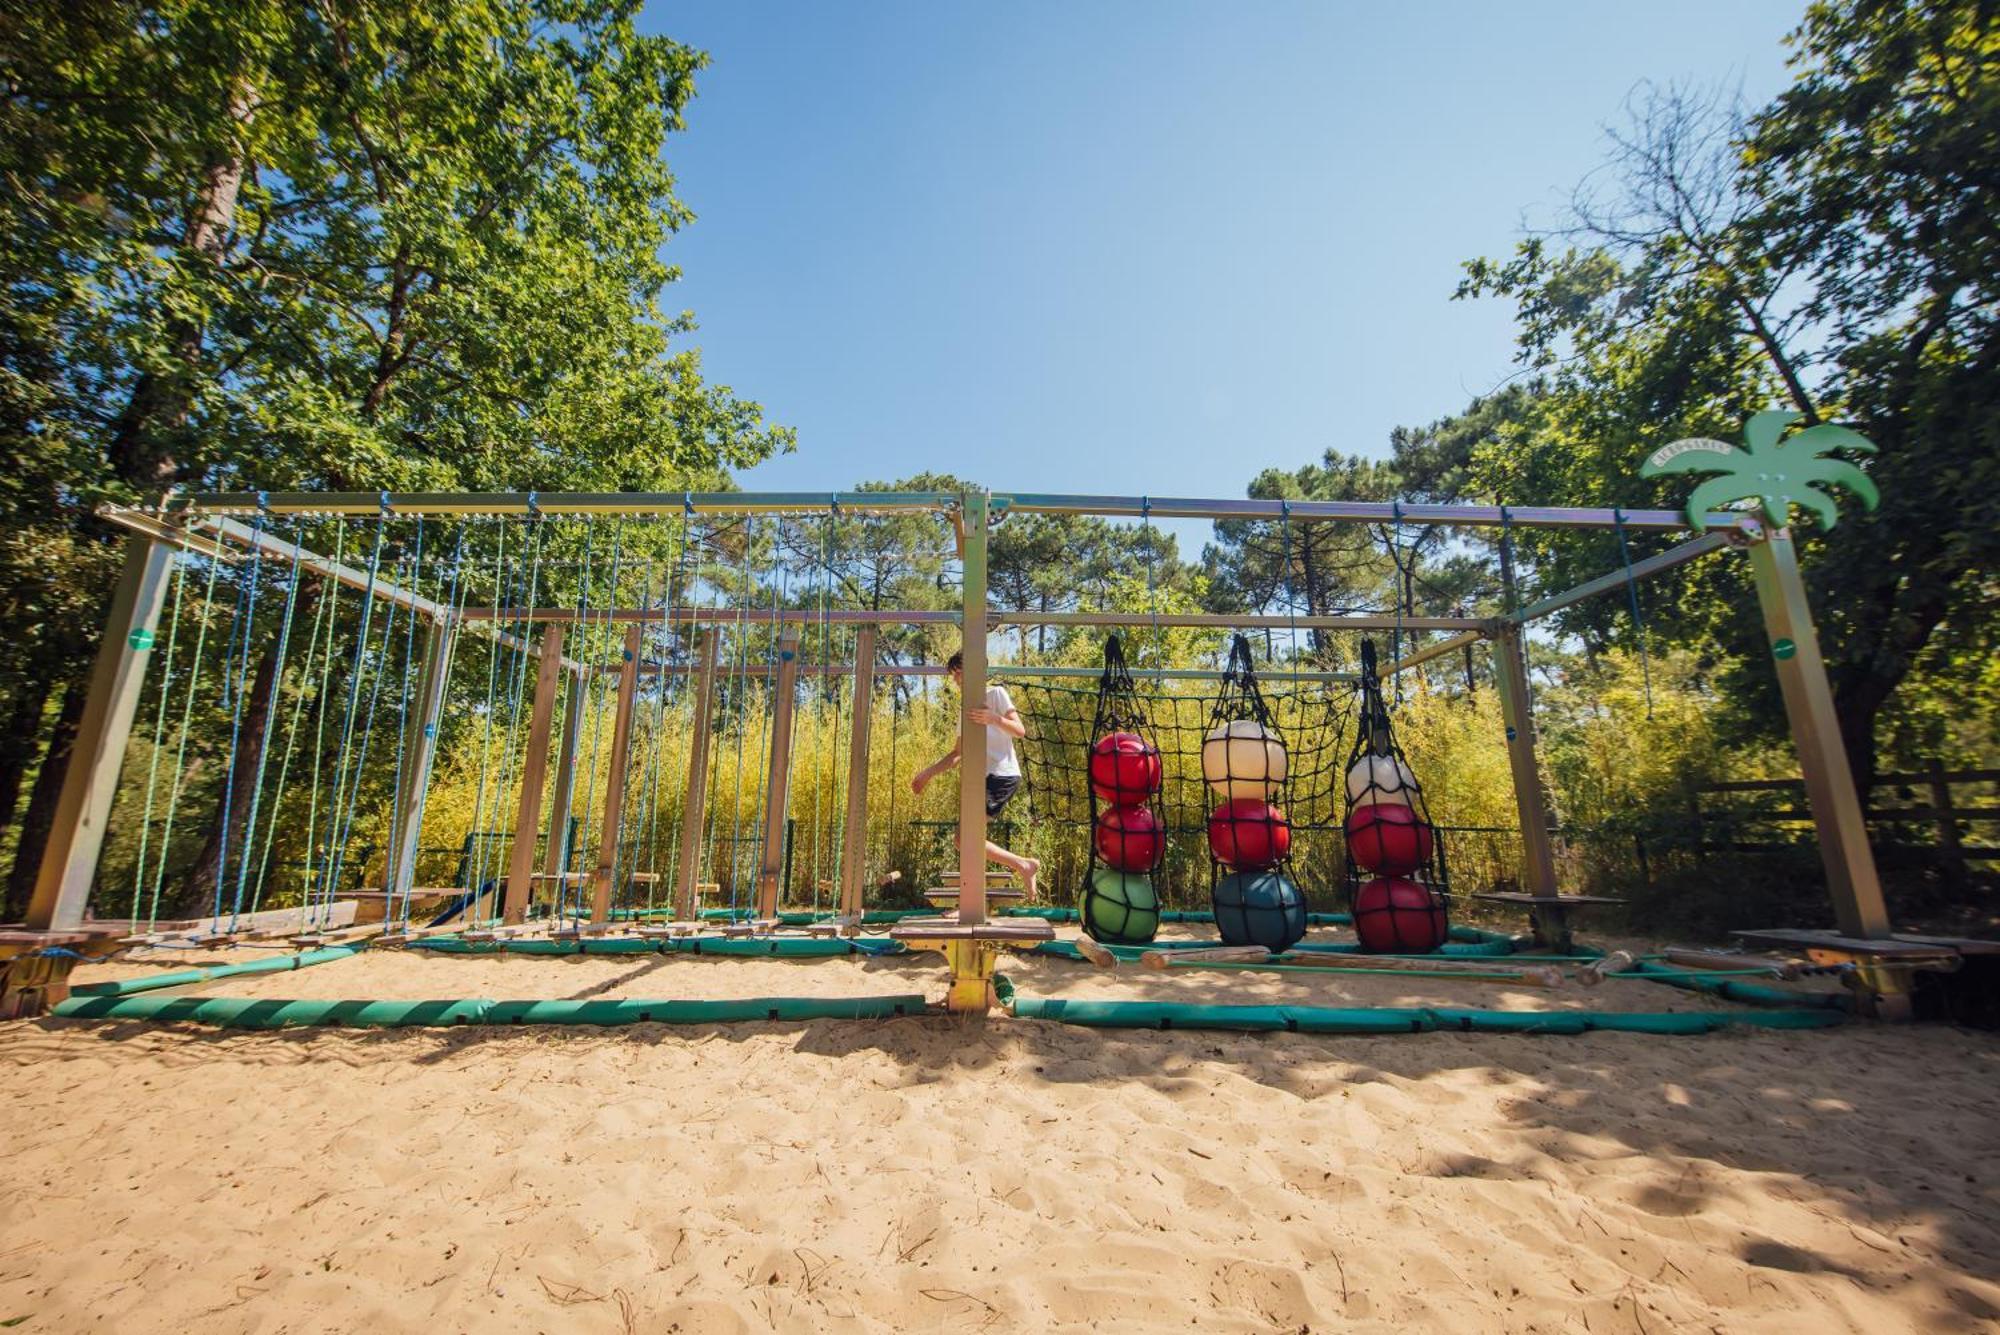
1012,635,1354,939
1341,638,1451,952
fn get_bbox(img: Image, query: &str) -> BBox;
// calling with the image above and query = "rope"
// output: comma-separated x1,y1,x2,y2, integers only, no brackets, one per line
129,548,189,929
211,510,267,923
1612,508,1656,719
226,522,305,922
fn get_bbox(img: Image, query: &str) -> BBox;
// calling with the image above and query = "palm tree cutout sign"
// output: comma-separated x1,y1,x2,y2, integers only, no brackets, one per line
1641,409,1881,532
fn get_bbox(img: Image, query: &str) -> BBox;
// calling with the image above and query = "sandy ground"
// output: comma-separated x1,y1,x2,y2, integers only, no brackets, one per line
0,932,1996,1333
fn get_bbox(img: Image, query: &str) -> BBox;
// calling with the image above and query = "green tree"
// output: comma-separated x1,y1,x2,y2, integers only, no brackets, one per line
1436,0,1998,787
0,0,792,913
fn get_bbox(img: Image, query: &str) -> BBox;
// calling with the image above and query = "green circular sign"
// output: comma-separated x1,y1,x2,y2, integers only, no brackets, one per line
1772,637,1797,661
128,628,156,651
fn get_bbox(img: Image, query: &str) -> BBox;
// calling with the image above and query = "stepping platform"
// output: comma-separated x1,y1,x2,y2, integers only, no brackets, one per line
925,886,1027,905
890,919,1054,945
1471,893,1624,953
1472,893,1625,908
1732,928,1984,1021
939,870,1019,887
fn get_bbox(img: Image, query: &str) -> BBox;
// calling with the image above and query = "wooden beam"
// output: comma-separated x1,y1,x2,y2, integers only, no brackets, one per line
674,629,720,920
588,624,643,924
542,666,587,877
384,616,455,905
754,630,803,919
1745,531,1890,938
839,627,877,920
1490,623,1562,948
503,625,565,924
27,535,175,930
957,493,990,931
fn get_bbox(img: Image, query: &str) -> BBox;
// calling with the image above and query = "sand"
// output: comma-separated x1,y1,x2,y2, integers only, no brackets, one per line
0,934,1996,1333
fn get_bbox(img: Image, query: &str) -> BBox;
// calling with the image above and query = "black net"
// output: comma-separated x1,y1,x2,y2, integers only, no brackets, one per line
1012,636,1354,926
1202,636,1306,951
1075,637,1164,944
1341,638,1451,953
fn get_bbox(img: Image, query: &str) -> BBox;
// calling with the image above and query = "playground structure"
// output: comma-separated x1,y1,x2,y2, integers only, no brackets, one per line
2,475,1965,1021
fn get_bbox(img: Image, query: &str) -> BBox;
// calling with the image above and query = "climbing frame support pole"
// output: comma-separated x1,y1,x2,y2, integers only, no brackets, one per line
27,534,175,931
1746,530,1890,938
588,624,643,924
956,492,991,931
504,624,566,924
754,629,804,919
673,629,719,919
385,614,456,905
543,666,586,878
839,627,878,920
1491,622,1564,946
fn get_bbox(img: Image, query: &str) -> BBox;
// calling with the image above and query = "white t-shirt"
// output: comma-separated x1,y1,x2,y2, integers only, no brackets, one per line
983,684,1021,778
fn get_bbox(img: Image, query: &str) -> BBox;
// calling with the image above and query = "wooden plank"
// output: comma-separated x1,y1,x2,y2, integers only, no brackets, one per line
956,493,990,928
543,665,587,877
674,630,720,919
838,626,877,920
1577,950,1637,986
890,920,1054,944
754,630,803,919
1140,945,1270,970
27,536,174,930
1491,624,1559,901
504,624,567,924
1471,892,1624,906
1733,928,1957,961
385,618,454,901
589,624,643,924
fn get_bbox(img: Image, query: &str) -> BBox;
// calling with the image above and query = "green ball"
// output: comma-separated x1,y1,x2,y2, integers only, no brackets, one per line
1082,867,1160,945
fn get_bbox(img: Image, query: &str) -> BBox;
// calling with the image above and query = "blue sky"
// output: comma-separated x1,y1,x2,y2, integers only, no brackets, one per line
644,2,1800,546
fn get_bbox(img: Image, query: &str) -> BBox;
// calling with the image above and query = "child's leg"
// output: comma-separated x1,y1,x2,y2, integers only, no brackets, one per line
984,840,1040,899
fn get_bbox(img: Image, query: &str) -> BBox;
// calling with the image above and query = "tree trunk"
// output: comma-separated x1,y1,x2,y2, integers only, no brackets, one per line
3,679,86,921
175,637,283,912
0,675,53,838
105,78,254,488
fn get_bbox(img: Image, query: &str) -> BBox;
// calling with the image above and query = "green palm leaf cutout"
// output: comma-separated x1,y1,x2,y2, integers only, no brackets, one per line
1640,412,1881,531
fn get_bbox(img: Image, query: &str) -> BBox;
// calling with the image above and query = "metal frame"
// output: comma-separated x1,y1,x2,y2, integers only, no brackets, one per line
32,490,1881,964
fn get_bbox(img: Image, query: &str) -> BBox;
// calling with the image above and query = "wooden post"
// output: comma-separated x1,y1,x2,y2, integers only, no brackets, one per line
588,624,643,924
839,627,878,919
1492,624,1558,897
542,666,586,877
503,624,565,924
956,492,991,929
27,535,175,931
1926,758,1968,884
1745,530,1891,939
754,629,803,919
384,614,456,903
673,629,719,919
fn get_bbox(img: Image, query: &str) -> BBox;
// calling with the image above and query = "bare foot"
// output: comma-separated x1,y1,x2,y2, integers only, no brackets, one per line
1022,857,1041,900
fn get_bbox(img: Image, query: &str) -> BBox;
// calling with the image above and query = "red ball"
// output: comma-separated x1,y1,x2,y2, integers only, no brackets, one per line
1352,877,1449,953
1345,801,1434,876
1207,798,1291,869
1089,732,1162,805
1094,804,1164,872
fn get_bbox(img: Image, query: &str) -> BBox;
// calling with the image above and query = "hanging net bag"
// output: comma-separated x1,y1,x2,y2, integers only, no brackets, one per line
1078,636,1164,944
1343,638,1450,952
1203,636,1306,952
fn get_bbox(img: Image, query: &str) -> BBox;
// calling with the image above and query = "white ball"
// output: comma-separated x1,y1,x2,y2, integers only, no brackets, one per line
1346,754,1416,806
1203,719,1288,800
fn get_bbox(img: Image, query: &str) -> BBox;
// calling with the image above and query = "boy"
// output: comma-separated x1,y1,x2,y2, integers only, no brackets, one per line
910,650,1040,898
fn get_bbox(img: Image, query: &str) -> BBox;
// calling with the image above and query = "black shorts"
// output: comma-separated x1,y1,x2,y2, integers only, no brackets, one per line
985,774,1021,817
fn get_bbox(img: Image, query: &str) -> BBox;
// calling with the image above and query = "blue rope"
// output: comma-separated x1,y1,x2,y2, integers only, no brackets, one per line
213,511,266,923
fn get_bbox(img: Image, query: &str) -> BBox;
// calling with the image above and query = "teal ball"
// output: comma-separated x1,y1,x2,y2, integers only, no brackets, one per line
1083,867,1161,945
1212,870,1307,952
